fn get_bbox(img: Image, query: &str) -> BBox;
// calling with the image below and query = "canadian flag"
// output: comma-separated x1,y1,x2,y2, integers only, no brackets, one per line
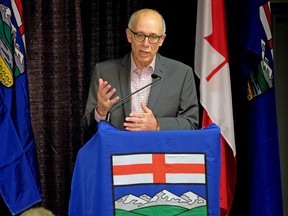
194,0,236,215
112,153,206,186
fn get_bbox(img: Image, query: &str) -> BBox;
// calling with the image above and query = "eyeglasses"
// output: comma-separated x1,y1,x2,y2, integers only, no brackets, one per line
128,28,162,44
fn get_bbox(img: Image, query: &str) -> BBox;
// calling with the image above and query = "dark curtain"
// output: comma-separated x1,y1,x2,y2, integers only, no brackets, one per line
0,1,197,215
23,0,86,215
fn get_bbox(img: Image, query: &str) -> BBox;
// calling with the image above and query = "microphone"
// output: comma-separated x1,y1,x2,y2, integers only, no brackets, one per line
105,74,161,123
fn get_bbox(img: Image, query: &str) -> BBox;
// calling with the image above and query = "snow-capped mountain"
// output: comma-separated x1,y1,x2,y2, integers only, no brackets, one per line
181,191,206,208
139,194,151,202
115,194,148,211
115,189,206,211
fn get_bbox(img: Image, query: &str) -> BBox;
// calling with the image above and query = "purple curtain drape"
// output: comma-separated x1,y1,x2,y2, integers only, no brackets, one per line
23,0,86,215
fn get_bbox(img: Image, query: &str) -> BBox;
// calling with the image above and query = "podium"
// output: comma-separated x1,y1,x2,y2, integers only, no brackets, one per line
69,122,221,216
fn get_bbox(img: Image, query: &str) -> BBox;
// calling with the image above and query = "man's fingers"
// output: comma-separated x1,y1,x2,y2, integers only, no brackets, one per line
106,88,116,98
141,103,152,113
110,96,120,104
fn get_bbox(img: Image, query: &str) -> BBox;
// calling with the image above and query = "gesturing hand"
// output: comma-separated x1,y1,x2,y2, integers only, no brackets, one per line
124,103,159,131
96,79,119,117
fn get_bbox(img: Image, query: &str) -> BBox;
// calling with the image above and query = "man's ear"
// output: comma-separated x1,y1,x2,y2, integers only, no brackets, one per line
159,34,166,46
126,28,132,43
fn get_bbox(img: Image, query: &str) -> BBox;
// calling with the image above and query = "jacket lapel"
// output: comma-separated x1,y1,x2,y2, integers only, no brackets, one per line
119,54,131,117
148,54,165,111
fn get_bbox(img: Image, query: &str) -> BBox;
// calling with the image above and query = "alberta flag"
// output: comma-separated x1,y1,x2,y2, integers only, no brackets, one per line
0,0,41,215
69,122,221,216
235,0,283,215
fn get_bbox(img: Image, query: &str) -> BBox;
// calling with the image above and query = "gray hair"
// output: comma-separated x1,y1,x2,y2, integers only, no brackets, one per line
20,207,55,216
128,9,166,34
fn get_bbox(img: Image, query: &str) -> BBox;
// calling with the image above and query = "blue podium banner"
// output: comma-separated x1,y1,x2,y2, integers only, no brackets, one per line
69,122,221,216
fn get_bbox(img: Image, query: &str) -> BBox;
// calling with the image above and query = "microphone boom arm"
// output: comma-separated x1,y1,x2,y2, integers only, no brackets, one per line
105,74,161,122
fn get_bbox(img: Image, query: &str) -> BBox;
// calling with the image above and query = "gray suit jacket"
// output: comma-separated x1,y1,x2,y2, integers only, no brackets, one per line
84,53,199,131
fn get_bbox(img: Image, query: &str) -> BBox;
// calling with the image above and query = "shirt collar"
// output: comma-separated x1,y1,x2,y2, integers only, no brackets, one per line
131,53,156,73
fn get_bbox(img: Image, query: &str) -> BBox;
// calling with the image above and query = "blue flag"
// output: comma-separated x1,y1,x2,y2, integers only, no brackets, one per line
239,0,283,215
69,122,221,216
0,0,41,215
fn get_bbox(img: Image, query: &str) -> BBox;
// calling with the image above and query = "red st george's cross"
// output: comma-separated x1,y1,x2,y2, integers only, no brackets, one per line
112,153,206,185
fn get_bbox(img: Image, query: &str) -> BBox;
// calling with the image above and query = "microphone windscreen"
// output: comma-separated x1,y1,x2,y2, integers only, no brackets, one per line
151,74,160,79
